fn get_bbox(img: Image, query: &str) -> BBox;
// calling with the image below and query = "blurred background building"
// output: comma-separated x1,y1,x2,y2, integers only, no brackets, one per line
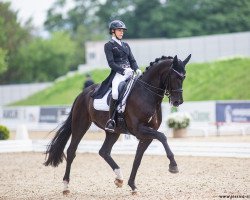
85,31,250,68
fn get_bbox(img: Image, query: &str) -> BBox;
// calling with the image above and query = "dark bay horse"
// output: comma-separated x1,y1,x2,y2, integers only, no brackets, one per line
44,54,191,195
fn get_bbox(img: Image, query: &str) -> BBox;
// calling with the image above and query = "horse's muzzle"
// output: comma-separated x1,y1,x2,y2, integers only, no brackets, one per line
172,99,183,107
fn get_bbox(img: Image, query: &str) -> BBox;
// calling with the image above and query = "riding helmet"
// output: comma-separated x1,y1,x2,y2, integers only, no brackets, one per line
109,20,127,34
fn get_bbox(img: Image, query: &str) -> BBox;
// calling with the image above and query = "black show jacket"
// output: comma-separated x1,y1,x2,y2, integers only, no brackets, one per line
92,39,139,99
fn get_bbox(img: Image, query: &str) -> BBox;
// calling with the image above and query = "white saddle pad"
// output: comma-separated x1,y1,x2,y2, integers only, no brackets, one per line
93,75,136,112
93,89,110,111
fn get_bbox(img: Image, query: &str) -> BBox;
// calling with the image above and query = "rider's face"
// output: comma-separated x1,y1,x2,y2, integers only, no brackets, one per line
114,29,124,39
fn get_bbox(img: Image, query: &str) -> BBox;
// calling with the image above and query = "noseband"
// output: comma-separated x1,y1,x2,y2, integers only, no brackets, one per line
137,63,185,99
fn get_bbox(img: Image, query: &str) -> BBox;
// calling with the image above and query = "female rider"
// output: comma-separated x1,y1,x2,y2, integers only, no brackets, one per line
92,20,141,132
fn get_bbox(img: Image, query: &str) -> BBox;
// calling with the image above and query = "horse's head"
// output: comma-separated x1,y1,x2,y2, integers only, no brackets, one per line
138,54,191,107
167,54,191,107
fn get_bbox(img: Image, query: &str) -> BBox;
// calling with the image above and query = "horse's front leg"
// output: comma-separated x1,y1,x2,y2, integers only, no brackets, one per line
99,131,123,187
128,139,152,194
139,125,179,173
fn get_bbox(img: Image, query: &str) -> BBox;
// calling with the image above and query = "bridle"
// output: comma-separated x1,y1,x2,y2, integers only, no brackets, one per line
137,62,185,99
164,68,185,98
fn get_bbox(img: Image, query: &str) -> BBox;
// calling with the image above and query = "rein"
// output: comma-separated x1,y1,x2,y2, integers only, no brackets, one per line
137,78,166,98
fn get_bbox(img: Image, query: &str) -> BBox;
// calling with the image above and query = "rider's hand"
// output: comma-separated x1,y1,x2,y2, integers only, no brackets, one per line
124,68,133,76
136,69,142,76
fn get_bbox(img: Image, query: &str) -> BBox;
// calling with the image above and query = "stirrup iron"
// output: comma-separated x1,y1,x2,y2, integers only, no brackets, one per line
105,119,116,132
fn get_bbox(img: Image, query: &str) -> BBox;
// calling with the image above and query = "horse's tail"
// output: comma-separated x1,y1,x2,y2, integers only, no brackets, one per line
44,98,77,167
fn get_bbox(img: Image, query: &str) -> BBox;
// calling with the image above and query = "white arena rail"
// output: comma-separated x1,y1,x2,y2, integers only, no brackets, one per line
1,137,250,158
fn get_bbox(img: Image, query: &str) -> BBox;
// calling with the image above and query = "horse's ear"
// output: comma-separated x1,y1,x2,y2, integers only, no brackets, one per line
183,54,191,66
173,55,178,66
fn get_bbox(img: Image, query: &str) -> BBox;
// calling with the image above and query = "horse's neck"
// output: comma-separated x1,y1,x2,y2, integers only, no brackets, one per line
141,68,161,89
134,66,165,105
142,61,169,89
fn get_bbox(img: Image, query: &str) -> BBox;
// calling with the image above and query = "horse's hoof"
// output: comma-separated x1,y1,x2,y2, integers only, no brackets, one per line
63,190,70,195
131,188,139,195
114,179,123,188
169,165,179,173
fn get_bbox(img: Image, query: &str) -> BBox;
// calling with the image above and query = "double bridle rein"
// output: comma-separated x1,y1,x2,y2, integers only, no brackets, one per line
137,63,185,99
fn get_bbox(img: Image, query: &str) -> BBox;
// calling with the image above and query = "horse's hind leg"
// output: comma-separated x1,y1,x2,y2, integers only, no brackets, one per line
99,132,122,187
63,117,91,195
128,139,152,194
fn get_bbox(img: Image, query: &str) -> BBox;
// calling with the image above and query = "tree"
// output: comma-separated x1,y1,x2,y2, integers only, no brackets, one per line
44,0,67,32
0,2,32,83
44,0,250,39
13,32,77,83
45,0,103,35
0,48,7,74
0,2,31,56
44,0,106,64
97,0,250,38
199,0,250,35
122,0,164,38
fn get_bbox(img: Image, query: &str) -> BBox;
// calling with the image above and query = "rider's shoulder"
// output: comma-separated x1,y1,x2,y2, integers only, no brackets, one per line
104,41,113,49
105,40,115,47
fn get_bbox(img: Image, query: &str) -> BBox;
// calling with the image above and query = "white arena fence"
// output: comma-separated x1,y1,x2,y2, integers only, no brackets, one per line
1,136,250,158
0,101,250,157
0,101,250,137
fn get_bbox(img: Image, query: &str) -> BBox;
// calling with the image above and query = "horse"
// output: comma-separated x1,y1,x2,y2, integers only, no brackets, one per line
44,54,191,195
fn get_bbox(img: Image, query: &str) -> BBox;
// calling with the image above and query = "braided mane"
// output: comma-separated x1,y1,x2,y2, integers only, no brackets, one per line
144,56,173,72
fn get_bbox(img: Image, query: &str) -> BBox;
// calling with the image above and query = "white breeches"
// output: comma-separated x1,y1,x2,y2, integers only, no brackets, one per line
112,72,131,100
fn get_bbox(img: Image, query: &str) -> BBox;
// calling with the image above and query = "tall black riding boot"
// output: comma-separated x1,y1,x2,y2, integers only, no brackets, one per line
105,98,118,132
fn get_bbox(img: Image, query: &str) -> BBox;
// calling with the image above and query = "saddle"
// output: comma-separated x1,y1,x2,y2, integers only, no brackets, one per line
93,74,138,132
106,81,127,106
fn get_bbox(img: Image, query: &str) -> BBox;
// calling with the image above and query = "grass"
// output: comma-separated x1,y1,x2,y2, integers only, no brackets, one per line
12,69,110,106
12,57,250,106
184,57,250,101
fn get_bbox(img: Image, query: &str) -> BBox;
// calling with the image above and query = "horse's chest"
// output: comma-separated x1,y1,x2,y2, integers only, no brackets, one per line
144,110,157,123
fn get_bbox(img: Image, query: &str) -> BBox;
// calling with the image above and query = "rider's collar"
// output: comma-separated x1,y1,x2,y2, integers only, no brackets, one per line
112,36,122,46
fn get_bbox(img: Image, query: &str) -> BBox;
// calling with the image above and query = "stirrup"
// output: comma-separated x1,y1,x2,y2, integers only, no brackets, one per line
105,119,116,132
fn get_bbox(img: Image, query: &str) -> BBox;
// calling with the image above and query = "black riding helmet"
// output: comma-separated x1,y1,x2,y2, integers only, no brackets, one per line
109,20,127,34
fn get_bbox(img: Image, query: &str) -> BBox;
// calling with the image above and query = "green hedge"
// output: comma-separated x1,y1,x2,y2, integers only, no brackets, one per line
0,125,10,140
